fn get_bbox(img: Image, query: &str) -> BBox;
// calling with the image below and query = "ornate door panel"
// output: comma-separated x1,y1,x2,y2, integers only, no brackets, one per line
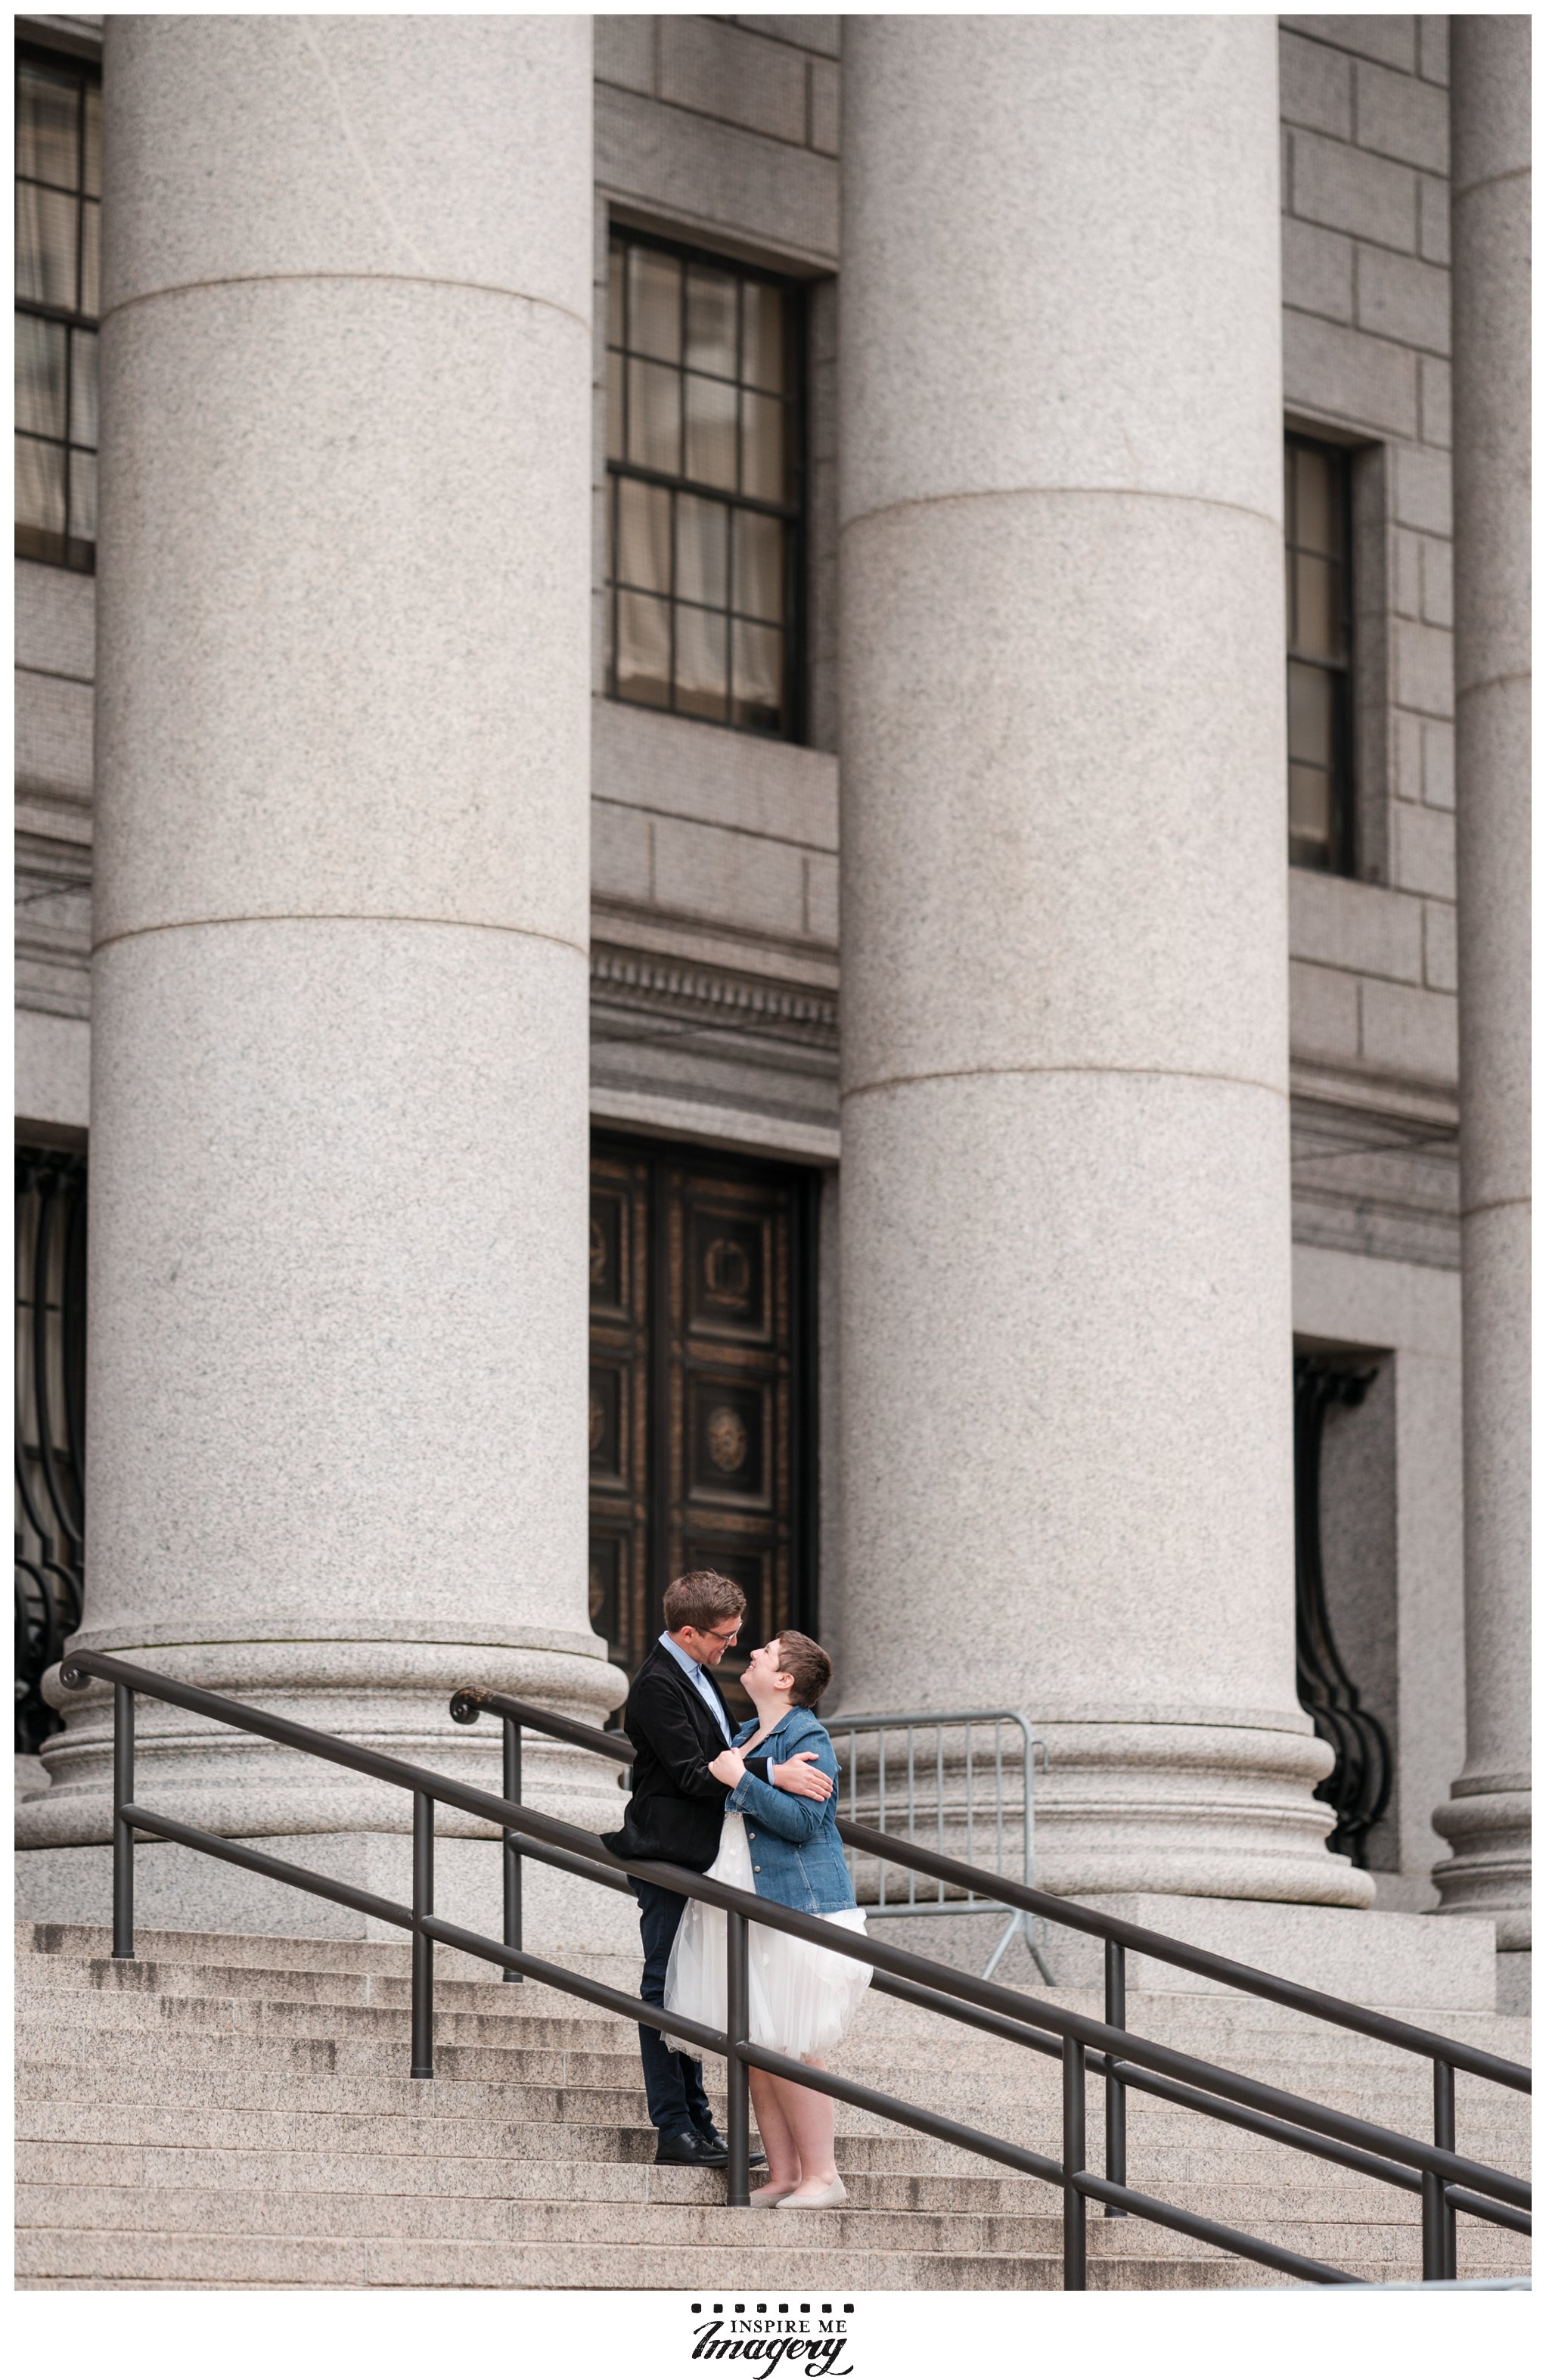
588,1136,815,1718
665,1160,795,1715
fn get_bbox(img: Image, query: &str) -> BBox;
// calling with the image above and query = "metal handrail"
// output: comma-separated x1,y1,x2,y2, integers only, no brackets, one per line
449,1688,632,1962
836,1822,1531,2094
457,1688,1529,2095
449,1687,631,1765
418,1784,1532,2212
464,1693,1526,2273
57,1649,1531,2289
452,1683,1529,2281
452,1689,1054,1983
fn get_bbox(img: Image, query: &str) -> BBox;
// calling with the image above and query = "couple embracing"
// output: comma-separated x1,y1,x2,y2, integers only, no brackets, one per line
603,1570,870,2209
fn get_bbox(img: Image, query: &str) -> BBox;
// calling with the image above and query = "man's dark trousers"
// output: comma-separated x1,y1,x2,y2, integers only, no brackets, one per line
633,1878,714,2136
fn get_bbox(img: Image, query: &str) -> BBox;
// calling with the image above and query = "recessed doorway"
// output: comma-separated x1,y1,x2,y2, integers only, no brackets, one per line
588,1133,818,1717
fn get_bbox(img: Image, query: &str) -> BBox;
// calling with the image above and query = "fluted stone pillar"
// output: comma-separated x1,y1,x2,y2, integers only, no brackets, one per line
17,17,623,1944
837,17,1367,1905
1432,17,1532,1965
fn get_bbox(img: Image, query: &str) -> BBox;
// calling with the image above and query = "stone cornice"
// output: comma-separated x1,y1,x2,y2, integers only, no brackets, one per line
591,945,838,1045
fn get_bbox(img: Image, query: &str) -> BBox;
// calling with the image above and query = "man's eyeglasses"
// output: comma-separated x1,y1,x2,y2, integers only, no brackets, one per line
702,1623,740,1645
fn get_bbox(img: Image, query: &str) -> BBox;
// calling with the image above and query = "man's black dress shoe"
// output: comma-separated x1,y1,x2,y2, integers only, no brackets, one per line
655,2129,728,2167
697,2124,768,2170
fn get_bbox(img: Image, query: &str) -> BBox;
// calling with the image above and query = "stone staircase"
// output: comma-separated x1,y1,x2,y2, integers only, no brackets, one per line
14,1919,1532,2289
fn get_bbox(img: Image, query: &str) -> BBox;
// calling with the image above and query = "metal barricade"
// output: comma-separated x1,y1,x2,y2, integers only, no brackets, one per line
833,1707,1053,1981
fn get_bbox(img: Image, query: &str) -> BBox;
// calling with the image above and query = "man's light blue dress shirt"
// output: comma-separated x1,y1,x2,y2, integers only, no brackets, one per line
659,1629,733,1746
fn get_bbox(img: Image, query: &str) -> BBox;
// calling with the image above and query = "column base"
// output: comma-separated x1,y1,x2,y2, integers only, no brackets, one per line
837,1710,1373,1911
14,1832,639,1967
1028,1716,1372,1909
1035,1893,1499,2010
1495,1950,1531,2018
1431,1773,1531,1951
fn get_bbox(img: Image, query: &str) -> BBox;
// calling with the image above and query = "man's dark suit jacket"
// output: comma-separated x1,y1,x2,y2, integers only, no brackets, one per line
602,1639,772,1872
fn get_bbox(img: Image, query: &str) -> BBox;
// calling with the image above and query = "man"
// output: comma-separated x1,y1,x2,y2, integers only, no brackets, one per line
603,1570,836,2167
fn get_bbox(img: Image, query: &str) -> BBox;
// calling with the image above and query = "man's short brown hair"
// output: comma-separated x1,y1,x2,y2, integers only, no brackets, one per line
772,1630,831,1709
663,1570,747,1633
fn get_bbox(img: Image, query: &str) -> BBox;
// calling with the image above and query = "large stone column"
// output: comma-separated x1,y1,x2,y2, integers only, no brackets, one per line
18,17,623,1943
837,17,1365,1905
1432,17,1532,1967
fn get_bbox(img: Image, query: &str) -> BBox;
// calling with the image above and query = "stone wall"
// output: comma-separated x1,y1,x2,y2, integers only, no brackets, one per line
1279,17,1461,1266
587,16,842,1148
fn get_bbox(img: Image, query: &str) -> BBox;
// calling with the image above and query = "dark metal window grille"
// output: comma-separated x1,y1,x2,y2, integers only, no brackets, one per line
1285,434,1354,875
1292,1353,1392,1866
605,229,803,739
15,42,101,572
15,1145,88,1753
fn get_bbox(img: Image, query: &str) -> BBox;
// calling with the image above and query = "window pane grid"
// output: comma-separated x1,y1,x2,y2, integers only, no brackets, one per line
15,46,99,572
1284,435,1352,874
607,230,800,738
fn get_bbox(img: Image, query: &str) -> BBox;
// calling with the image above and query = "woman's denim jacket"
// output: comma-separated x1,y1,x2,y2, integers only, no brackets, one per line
723,1707,857,1917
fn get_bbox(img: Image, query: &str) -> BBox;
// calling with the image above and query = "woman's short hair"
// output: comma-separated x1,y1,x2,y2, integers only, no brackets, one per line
663,1570,747,1633
773,1630,831,1709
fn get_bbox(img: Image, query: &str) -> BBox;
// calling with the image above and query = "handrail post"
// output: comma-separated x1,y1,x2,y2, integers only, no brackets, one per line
1104,1940,1127,2216
112,1682,135,1959
1062,2032,1088,2289
1426,2056,1455,2275
501,1714,523,1984
411,1792,435,2080
1423,2059,1457,2282
725,1908,751,2208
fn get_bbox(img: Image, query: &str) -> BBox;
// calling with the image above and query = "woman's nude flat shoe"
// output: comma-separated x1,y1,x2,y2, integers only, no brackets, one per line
775,2179,847,2210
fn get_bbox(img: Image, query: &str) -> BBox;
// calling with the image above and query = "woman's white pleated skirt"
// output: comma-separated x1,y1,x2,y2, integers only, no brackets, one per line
663,1813,871,2057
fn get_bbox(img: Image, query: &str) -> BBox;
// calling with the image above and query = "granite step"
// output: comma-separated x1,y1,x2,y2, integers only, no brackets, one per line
14,1925,1529,2293
16,1974,1521,2087
14,2178,1523,2271
16,2065,1528,2182
18,2136,1051,2209
17,1965,1528,2089
20,2224,1498,2294
14,2180,1072,2254
14,2035,1527,2167
26,2135,1485,2221
13,2228,1083,2290
16,1924,1529,2052
14,2084,1080,2174
17,2113,1527,2236
10,2102,1048,2186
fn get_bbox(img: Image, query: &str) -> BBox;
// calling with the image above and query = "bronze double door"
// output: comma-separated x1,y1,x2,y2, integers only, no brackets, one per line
588,1135,818,1717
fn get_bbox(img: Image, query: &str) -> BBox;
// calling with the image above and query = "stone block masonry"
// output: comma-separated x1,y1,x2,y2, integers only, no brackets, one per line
1280,15,1457,1111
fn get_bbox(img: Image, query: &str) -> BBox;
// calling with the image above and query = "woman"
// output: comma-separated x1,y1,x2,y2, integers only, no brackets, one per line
663,1630,870,2209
